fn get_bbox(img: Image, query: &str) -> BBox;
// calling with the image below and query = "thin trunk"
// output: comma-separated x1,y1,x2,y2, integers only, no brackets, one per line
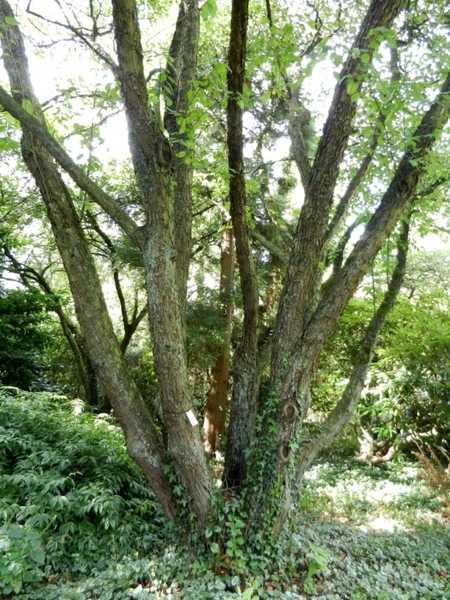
85,211,147,355
164,0,199,315
223,0,260,489
204,223,234,456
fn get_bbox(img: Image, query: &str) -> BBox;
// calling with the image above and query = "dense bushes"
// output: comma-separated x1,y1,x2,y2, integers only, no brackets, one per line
1,387,449,599
0,387,166,595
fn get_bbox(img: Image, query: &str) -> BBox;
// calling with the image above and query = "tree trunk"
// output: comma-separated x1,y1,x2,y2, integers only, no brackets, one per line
110,0,211,524
204,223,234,456
0,0,178,520
223,0,260,489
244,0,450,533
164,0,200,316
273,217,411,533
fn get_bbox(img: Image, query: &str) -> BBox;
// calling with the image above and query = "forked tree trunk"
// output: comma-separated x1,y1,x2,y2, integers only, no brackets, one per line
0,0,204,525
204,223,234,456
241,0,450,533
1,0,450,545
272,217,411,533
110,0,211,524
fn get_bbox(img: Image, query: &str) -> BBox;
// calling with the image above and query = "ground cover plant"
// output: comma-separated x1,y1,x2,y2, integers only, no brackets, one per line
0,387,167,597
1,388,449,599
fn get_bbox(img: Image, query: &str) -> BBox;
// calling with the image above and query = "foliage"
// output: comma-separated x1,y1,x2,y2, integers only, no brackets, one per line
414,444,450,515
357,295,450,459
125,346,159,409
297,459,450,599
310,257,450,464
0,523,45,595
186,296,229,371
0,0,450,563
0,387,166,595
1,388,450,599
0,286,53,390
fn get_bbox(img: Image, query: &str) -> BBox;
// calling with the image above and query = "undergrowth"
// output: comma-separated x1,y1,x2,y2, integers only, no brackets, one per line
0,387,166,596
1,387,449,599
414,445,450,515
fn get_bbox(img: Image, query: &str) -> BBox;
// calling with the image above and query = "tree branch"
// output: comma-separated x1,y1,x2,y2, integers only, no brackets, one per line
163,0,200,310
250,229,288,265
26,1,118,75
299,71,450,377
0,85,142,247
271,0,404,382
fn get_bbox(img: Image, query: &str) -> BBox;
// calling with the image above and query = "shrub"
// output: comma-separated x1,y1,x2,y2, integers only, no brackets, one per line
0,287,53,389
0,387,166,594
414,444,450,515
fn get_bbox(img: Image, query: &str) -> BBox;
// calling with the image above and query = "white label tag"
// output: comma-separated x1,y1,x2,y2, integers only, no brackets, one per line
186,409,198,426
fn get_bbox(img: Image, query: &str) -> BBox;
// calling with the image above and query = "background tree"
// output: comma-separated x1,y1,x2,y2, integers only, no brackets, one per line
0,285,53,389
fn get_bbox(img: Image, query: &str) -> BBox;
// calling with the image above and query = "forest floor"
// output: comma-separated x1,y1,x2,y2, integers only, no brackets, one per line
1,388,449,599
288,458,450,599
15,458,449,600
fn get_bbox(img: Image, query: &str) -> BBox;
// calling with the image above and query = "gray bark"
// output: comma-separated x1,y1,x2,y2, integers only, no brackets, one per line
270,0,405,385
110,0,211,522
273,217,411,533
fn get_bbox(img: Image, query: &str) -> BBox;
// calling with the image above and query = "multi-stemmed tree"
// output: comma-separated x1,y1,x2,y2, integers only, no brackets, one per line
0,0,449,546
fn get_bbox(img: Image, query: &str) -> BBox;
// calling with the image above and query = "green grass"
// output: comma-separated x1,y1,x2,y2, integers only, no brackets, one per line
1,387,449,599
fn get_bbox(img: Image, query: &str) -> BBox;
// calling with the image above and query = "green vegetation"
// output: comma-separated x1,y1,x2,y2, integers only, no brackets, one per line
0,387,166,597
0,0,450,593
0,287,53,390
1,387,449,599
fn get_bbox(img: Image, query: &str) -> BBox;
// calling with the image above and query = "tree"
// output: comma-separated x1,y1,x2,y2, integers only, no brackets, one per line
0,285,52,389
203,220,234,456
0,0,449,548
356,248,450,461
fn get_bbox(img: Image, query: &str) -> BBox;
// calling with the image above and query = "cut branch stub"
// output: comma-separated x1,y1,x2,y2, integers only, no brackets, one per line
278,443,291,463
282,400,298,423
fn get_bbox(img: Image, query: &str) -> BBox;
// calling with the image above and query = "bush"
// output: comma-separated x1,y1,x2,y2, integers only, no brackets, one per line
414,444,450,515
0,287,53,389
0,387,166,594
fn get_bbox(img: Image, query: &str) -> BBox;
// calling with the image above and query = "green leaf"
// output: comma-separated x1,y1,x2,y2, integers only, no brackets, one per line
4,112,18,126
4,524,24,539
346,78,359,96
201,0,217,20
22,99,34,115
30,547,45,565
4,16,18,26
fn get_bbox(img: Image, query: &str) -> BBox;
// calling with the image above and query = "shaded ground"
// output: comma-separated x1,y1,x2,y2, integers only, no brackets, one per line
288,459,450,599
